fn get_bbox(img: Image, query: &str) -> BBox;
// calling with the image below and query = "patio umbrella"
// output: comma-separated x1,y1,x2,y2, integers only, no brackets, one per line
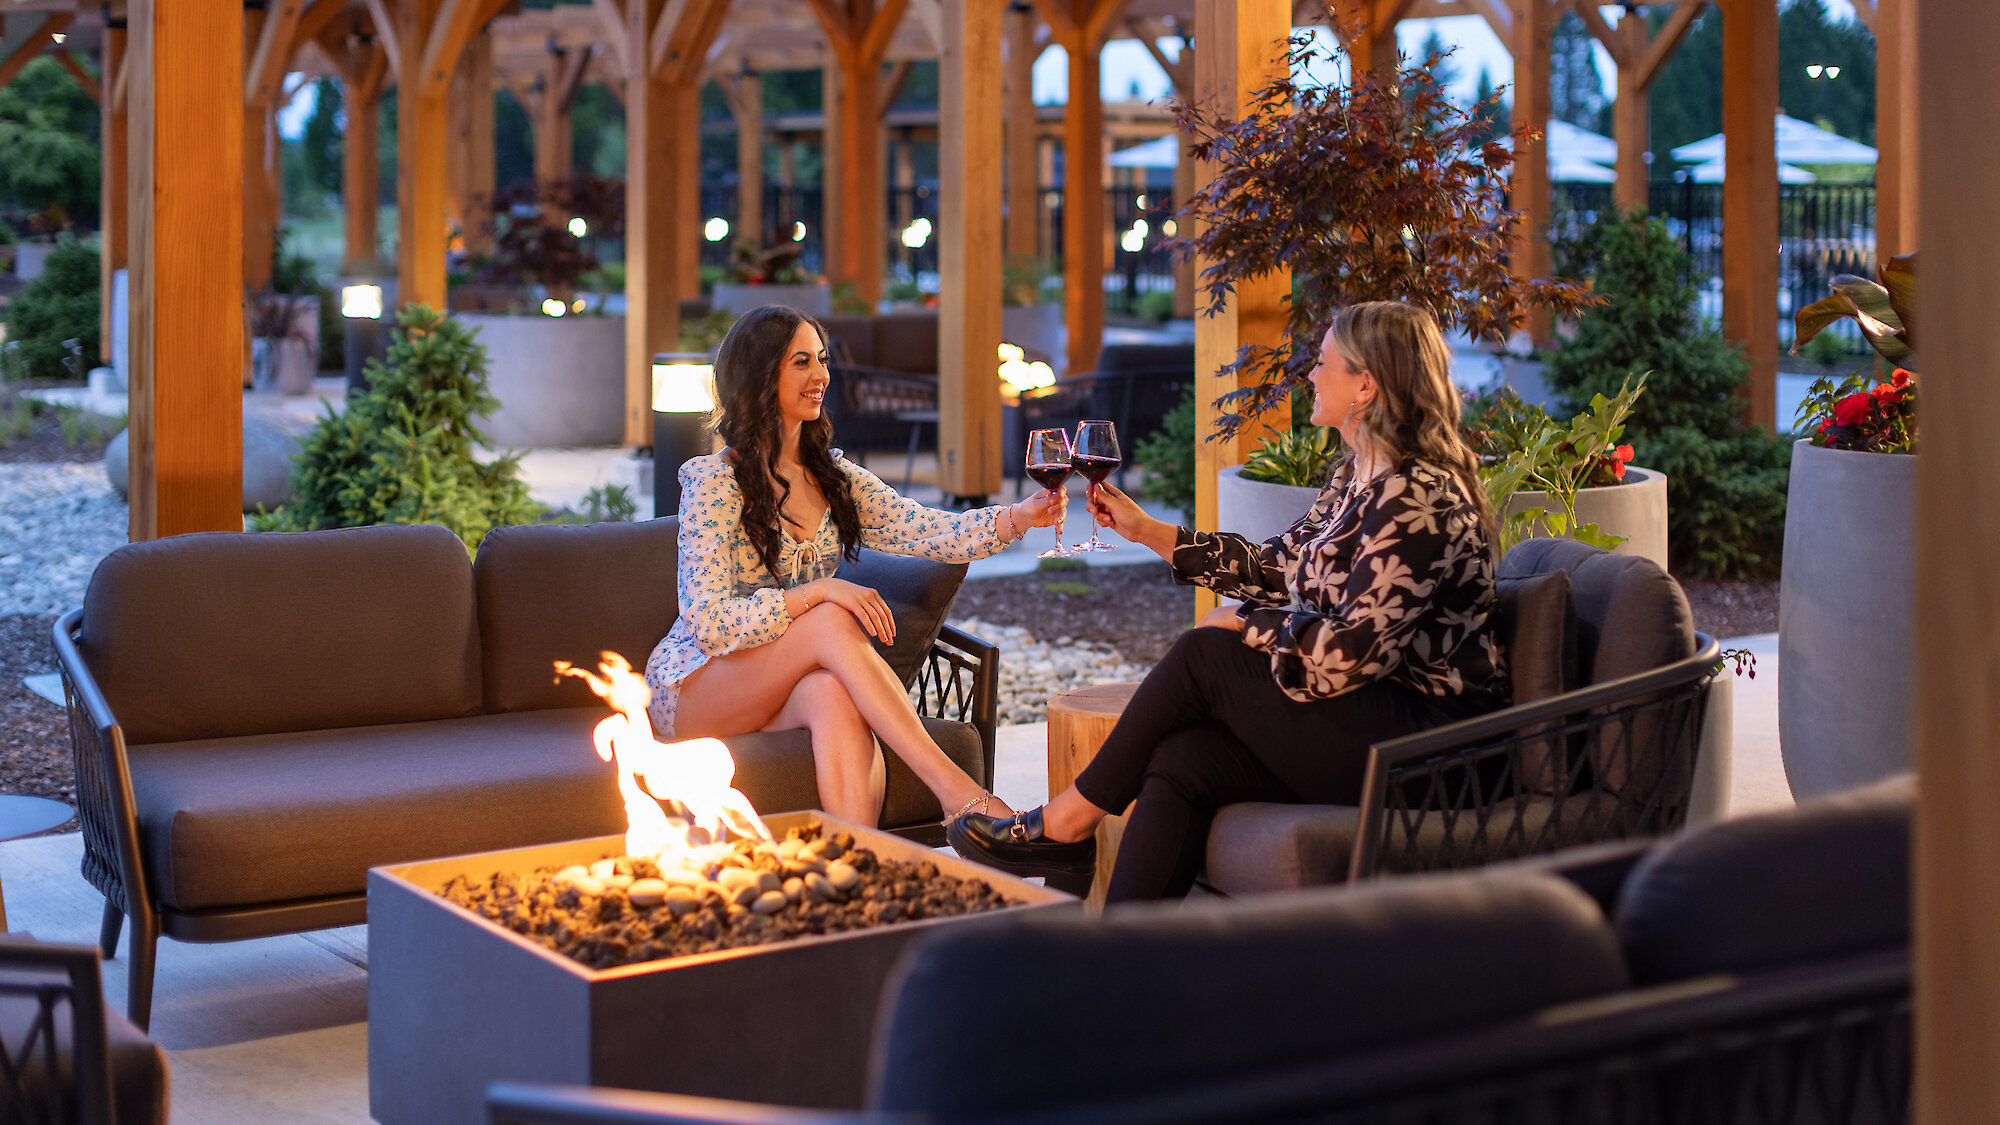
1669,114,1878,165
1682,157,1818,183
1549,154,1618,182
1107,135,1182,169
1546,120,1620,165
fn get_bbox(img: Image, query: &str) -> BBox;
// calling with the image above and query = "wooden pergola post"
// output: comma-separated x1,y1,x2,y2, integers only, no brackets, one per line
936,0,1004,503
1874,0,1918,259
125,0,243,539
719,70,766,247
531,44,590,189
1510,0,1552,345
1035,0,1127,376
1190,0,1290,616
1719,0,1778,429
1003,4,1040,262
449,27,496,255
809,0,905,308
1332,0,1411,83
101,19,127,366
611,0,731,445
394,0,506,313
323,22,390,273
1126,18,1193,317
243,1,305,293
1915,3,2000,1118
1574,0,1703,214
677,78,705,301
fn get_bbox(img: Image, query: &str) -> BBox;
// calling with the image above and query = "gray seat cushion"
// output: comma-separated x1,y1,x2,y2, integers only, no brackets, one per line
474,518,683,713
79,524,482,744
726,717,983,830
127,710,624,910
1500,538,1694,686
872,871,1629,1115
1614,774,1912,985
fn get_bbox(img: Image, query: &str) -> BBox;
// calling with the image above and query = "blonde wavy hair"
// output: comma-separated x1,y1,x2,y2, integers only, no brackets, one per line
1325,301,1495,545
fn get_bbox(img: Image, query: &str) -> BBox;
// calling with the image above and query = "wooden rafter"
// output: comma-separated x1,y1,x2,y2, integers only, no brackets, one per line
554,43,593,111
1125,16,1187,89
56,53,100,102
589,0,632,76
420,0,513,96
1636,0,1704,89
906,0,943,50
0,12,75,90
247,0,307,106
290,0,353,62
1572,2,1629,68
365,0,402,74
663,0,731,83
881,58,913,109
111,42,130,113
1849,0,1877,32
1454,0,1510,42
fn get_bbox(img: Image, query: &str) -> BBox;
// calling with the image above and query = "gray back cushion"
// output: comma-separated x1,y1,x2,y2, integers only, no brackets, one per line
474,519,682,713
1614,775,1912,985
871,871,1628,1114
835,549,966,689
79,524,482,745
1500,539,1694,685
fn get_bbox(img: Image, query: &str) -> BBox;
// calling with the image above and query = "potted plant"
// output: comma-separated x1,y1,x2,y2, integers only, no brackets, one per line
456,177,628,449
1777,253,1918,800
1469,378,1668,567
1168,24,1594,529
249,289,321,395
711,238,831,318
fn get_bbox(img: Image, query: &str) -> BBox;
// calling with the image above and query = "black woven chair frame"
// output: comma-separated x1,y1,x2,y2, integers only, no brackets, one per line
825,363,939,457
0,939,116,1125
898,624,1000,848
1350,634,1722,881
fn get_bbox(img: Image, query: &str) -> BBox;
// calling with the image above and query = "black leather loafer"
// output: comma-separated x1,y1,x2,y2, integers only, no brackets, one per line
947,806,1096,880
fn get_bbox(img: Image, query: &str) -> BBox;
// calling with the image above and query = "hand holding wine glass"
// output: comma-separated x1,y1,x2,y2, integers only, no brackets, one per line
1025,428,1075,558
1070,420,1122,552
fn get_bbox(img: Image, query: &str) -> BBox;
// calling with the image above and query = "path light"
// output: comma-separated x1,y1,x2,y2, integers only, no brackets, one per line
792,221,807,242
542,298,566,317
571,298,586,313
997,342,1055,400
704,217,730,242
340,284,383,320
901,217,932,248
568,217,588,238
654,352,718,517
339,283,389,392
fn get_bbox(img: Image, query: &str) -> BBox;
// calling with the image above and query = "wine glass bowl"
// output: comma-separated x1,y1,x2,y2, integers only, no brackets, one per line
1070,420,1122,552
1026,428,1074,559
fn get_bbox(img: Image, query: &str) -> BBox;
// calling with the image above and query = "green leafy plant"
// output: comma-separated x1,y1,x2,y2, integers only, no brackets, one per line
830,280,872,316
1003,254,1056,308
1791,253,1914,367
1238,426,1341,487
0,394,39,446
254,305,537,550
1790,254,1918,455
1133,385,1199,516
478,176,625,304
57,404,119,447
1479,377,1645,554
582,484,637,523
678,309,737,353
0,220,17,246
0,58,99,221
729,237,816,286
1,235,98,381
1542,210,1790,579
1167,22,1597,438
1796,324,1851,368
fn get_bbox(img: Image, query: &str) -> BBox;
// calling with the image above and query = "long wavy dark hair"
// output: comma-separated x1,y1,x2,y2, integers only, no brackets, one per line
712,305,863,576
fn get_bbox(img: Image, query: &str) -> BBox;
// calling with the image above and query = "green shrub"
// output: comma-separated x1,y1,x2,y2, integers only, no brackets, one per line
1134,384,1198,517
255,304,537,550
2,236,99,381
1542,211,1790,579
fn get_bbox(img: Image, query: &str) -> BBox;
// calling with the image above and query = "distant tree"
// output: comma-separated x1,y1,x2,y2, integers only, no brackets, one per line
1777,0,1876,143
0,57,100,222
1550,11,1608,134
1647,5,1722,160
1470,65,1510,145
495,89,534,190
301,77,342,195
570,83,627,177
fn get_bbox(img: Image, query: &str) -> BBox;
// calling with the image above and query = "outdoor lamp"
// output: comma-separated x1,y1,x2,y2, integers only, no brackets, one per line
340,282,391,393
705,217,731,242
653,353,717,517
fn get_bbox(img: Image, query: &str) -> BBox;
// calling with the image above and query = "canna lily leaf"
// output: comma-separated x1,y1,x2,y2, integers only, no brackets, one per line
1880,252,1916,347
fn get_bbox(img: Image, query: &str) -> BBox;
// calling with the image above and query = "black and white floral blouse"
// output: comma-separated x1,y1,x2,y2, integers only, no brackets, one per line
1173,457,1505,704
645,451,1011,735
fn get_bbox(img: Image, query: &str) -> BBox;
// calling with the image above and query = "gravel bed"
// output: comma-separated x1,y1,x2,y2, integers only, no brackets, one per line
944,616,1153,725
0,462,127,617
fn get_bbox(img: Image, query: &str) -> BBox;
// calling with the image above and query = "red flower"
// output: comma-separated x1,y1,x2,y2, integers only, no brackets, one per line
1614,443,1634,463
1892,368,1913,388
1611,459,1627,480
1833,391,1873,428
1872,380,1901,404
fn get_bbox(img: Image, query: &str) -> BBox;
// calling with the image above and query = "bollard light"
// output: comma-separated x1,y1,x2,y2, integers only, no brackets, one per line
341,284,384,320
653,353,718,517
339,280,392,393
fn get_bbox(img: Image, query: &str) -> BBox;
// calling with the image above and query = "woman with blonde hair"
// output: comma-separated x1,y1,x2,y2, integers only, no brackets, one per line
949,301,1508,900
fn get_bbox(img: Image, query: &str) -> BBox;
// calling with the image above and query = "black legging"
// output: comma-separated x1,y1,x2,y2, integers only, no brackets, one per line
1072,627,1496,904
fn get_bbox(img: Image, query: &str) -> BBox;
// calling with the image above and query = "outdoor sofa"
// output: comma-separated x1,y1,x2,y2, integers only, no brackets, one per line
51,519,999,1030
488,776,1913,1125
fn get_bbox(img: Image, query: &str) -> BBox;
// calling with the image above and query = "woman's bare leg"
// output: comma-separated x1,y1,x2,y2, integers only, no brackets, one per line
676,604,1011,817
760,670,886,824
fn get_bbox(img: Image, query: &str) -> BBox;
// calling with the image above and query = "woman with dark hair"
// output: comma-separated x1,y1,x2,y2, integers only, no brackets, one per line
949,301,1509,901
646,305,1064,827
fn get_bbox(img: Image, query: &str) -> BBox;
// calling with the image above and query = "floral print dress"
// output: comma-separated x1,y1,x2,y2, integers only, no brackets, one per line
646,451,1011,735
1171,457,1506,705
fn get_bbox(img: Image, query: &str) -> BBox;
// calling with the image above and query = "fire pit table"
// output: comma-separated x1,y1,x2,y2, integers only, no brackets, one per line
368,811,1073,1125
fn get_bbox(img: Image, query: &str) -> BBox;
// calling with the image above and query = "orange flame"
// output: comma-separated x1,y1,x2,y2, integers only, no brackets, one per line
554,653,771,865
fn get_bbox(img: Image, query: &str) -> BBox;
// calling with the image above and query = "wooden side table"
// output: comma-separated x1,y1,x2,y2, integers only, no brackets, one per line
1047,682,1140,911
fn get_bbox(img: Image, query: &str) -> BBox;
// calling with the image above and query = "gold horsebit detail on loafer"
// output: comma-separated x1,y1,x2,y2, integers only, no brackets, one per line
1009,813,1030,843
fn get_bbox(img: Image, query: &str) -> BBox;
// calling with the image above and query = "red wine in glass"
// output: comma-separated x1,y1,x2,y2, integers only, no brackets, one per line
1071,419,1122,552
1026,428,1074,558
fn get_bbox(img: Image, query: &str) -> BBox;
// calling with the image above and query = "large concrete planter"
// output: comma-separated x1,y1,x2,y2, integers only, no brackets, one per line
1779,439,1915,800
1505,466,1669,572
457,313,625,449
1002,303,1066,375
15,241,55,280
711,281,830,319
1217,464,1323,544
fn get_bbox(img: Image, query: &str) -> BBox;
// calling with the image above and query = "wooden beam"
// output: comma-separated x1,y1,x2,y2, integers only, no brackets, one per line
1611,9,1647,212
1718,0,1778,429
1125,18,1188,90
1333,0,1399,82
1061,15,1104,373
419,0,510,97
1635,0,1703,88
592,0,634,75
1849,0,1877,32
881,58,913,110
399,0,452,311
1915,4,2000,1121
1876,0,1918,259
813,0,902,308
1511,0,1553,344
0,13,75,90
112,43,131,113
1192,0,1291,616
1455,0,1511,42
246,0,306,106
1004,3,1040,260
57,53,101,102
1570,1,1628,68
127,0,244,540
937,0,1004,501
649,0,692,74
100,27,127,364
728,70,764,245
290,0,352,60
365,0,401,75
243,4,277,295
343,45,386,272
907,0,943,49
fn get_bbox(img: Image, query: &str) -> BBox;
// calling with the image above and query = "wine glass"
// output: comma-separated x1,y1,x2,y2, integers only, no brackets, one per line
1025,428,1074,559
1070,420,1122,552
